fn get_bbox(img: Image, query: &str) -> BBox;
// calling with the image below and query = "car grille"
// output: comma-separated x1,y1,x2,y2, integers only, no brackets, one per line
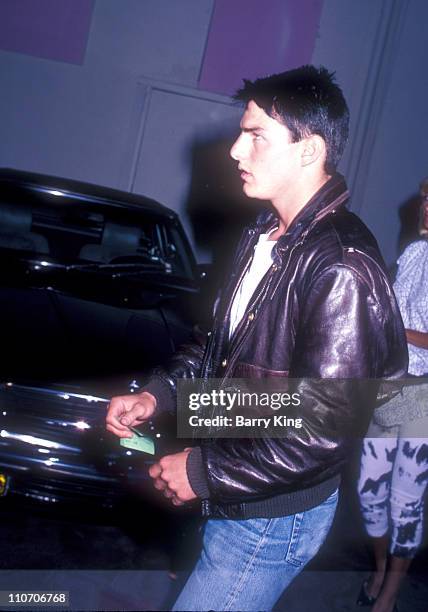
0,383,109,445
8,474,119,506
0,383,150,505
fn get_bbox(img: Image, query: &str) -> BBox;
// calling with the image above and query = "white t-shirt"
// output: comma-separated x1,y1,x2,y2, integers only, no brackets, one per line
393,240,428,375
229,231,277,339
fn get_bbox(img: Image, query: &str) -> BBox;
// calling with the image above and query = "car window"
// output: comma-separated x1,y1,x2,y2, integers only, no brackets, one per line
161,225,195,279
0,186,195,281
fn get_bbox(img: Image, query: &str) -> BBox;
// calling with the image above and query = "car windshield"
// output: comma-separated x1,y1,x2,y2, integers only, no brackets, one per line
0,183,194,280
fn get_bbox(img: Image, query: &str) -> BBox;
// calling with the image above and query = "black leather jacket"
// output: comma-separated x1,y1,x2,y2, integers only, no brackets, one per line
146,173,408,517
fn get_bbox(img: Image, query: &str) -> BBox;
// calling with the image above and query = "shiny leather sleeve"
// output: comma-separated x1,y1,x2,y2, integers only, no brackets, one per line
200,262,407,502
143,333,209,414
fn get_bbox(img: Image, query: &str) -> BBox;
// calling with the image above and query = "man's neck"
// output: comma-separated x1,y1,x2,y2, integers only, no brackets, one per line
270,172,332,239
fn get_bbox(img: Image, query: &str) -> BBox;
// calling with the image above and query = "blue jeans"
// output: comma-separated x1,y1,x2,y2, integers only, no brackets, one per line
172,489,338,611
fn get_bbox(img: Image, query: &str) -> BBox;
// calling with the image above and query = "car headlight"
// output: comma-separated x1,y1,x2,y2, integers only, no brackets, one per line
0,473,9,496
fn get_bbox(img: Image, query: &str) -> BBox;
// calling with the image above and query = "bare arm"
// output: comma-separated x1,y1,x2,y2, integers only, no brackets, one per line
406,329,428,349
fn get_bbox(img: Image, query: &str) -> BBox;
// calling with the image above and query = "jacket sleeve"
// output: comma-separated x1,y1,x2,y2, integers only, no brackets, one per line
196,263,407,502
143,286,225,414
142,330,209,414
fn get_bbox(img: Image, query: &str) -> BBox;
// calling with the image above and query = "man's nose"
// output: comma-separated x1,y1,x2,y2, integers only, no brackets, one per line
230,135,244,161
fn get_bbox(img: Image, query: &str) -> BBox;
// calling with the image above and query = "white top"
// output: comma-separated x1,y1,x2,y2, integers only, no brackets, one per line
393,240,428,375
229,231,277,339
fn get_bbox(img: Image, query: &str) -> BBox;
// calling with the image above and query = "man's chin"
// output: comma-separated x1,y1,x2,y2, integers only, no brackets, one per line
242,183,262,199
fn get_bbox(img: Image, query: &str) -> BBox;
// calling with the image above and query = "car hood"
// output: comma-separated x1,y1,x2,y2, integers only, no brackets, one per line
0,282,193,384
0,382,157,506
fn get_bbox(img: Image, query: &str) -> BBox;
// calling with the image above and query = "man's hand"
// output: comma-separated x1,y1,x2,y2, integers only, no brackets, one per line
149,448,197,506
106,391,157,438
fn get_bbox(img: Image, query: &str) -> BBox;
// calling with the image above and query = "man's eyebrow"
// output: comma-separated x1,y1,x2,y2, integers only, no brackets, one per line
240,126,265,133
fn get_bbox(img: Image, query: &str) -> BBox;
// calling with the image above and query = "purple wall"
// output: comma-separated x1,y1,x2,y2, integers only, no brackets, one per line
199,0,324,96
0,0,94,65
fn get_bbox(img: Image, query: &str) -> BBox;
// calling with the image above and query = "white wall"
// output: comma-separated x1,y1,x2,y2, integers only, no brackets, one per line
1,0,427,264
314,0,428,264
0,0,213,187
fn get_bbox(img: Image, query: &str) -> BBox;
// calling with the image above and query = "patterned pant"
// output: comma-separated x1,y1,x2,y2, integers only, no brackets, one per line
358,434,428,557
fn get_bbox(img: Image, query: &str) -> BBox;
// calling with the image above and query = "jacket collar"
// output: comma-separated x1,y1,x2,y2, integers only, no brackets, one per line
253,172,350,248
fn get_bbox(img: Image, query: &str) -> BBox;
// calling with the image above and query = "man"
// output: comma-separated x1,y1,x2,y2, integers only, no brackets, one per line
106,66,407,611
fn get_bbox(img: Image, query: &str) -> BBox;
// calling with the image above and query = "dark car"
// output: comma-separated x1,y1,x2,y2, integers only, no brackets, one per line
0,168,202,509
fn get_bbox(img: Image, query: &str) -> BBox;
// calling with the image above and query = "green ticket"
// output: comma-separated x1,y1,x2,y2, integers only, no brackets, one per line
120,433,155,455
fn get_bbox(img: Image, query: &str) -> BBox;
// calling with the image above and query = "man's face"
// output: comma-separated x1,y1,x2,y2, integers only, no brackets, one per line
422,197,428,231
230,100,302,202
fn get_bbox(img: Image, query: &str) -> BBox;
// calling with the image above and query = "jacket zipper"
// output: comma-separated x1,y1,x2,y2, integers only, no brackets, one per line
209,238,257,376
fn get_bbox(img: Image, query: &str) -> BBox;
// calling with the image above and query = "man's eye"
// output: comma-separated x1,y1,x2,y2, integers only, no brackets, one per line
253,134,262,141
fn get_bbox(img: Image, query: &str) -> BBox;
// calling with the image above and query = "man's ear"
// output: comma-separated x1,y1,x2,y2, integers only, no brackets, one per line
300,135,326,167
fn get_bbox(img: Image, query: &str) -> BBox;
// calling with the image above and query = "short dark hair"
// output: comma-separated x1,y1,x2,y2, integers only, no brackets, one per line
235,65,349,174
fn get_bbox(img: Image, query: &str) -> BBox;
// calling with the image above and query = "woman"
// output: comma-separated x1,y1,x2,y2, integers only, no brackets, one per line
357,178,428,612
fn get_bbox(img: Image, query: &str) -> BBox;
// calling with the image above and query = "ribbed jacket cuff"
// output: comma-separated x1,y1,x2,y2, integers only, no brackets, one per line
142,377,175,415
186,447,211,499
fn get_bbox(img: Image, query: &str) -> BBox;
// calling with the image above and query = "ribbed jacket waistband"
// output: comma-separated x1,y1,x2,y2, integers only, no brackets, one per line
204,474,341,519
